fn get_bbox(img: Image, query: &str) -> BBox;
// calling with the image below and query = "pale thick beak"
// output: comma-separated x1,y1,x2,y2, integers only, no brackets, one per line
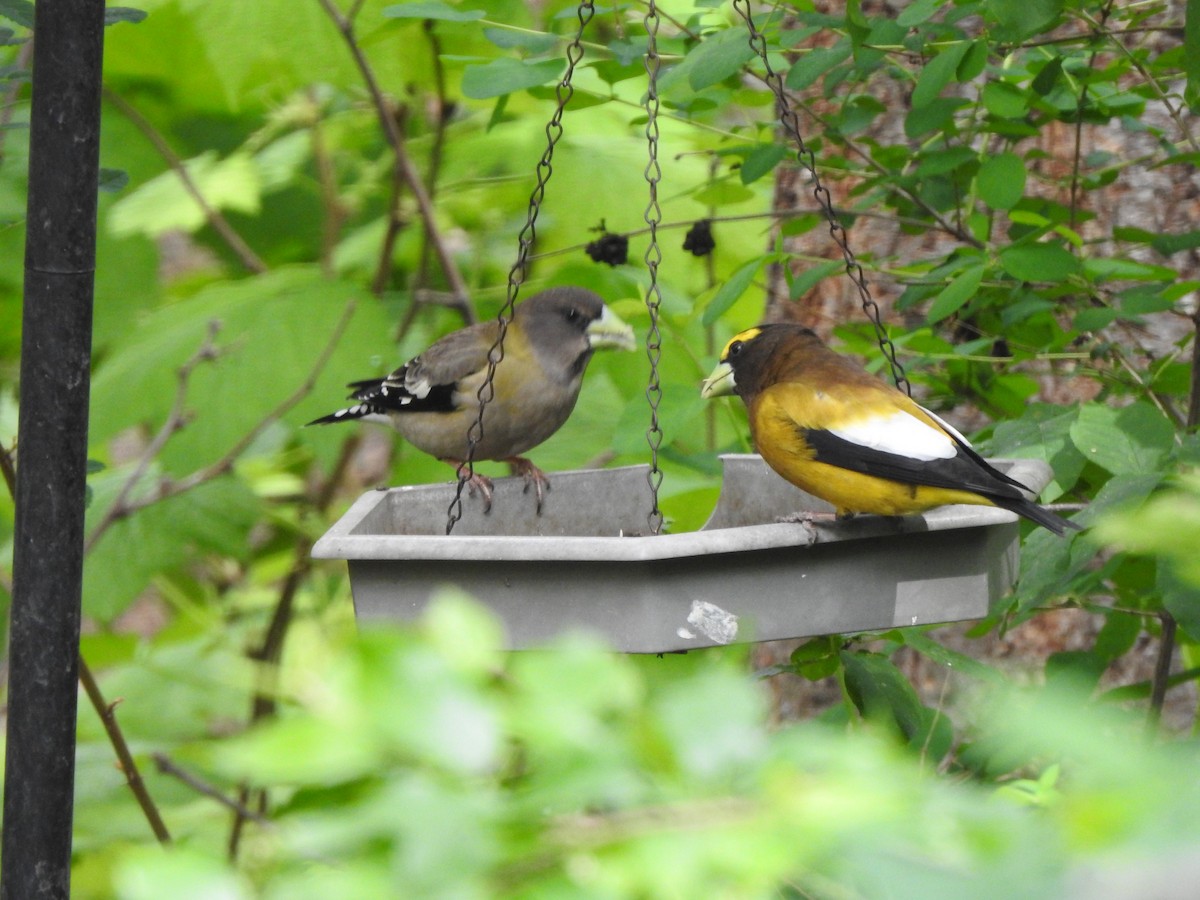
700,360,736,399
587,305,637,352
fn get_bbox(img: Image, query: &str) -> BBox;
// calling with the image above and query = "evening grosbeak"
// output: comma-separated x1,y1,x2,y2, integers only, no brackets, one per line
700,324,1078,535
309,287,635,511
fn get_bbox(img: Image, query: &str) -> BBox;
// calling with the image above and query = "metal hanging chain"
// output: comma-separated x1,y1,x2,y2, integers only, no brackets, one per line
731,0,911,396
642,0,666,536
445,0,597,535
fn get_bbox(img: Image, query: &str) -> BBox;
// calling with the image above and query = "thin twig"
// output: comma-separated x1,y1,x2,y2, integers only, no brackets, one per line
1078,9,1200,155
412,19,451,298
79,657,172,844
316,0,474,321
309,87,350,277
84,321,223,555
95,301,357,533
228,433,360,859
1068,2,1114,230
101,87,268,274
0,442,15,499
1149,611,1177,727
152,753,270,824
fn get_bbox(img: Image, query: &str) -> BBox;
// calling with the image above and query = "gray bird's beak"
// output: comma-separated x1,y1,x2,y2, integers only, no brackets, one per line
587,305,637,351
700,360,736,399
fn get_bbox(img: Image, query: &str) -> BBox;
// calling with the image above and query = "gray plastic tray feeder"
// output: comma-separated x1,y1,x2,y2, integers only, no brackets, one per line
313,455,1052,652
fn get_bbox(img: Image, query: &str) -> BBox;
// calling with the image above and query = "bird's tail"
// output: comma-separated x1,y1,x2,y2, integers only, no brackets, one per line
990,494,1080,536
305,402,376,426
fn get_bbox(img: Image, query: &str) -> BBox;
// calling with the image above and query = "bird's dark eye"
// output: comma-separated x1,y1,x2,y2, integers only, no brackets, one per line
728,340,744,358
565,308,581,323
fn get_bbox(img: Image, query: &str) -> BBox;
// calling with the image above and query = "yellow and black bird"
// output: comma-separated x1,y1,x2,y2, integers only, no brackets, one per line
309,287,635,510
701,324,1077,535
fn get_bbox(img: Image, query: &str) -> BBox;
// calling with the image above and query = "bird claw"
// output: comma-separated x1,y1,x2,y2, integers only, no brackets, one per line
775,510,843,546
775,510,841,525
465,473,495,514
445,459,495,513
506,457,551,515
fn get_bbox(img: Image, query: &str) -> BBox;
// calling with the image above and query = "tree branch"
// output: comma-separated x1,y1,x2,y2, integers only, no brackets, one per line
86,301,356,543
228,432,360,859
84,320,223,555
153,753,270,824
101,87,269,274
316,0,474,322
79,657,172,844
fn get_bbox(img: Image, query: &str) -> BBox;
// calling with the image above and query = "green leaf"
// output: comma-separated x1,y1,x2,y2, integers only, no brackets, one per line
987,0,1063,41
461,57,564,99
976,152,1026,210
987,403,1085,501
702,258,761,326
1186,0,1200,110
1151,229,1200,255
0,0,33,28
840,650,928,746
927,263,984,323
785,42,851,90
89,268,387,475
788,259,843,301
1069,401,1174,476
483,28,556,52
1083,258,1177,282
905,96,968,138
896,0,940,27
739,143,788,185
382,1,486,21
1031,57,1064,96
911,40,972,109
105,7,147,26
981,81,1029,119
83,473,262,621
998,243,1080,282
98,168,129,194
107,151,261,238
686,28,756,91
896,630,1006,684
1162,562,1200,640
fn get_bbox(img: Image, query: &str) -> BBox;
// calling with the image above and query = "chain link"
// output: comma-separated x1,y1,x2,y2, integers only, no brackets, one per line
732,0,911,396
446,0,597,535
642,0,665,535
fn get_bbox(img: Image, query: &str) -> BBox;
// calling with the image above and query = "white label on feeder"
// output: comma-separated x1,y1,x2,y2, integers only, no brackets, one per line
687,600,738,645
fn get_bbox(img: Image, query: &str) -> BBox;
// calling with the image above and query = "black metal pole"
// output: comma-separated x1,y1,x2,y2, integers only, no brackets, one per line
2,1,106,897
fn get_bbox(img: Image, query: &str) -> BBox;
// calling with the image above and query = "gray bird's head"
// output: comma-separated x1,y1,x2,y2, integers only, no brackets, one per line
516,287,636,375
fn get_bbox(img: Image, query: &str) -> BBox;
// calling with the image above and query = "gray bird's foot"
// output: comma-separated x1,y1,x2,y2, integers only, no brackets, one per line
506,457,550,514
443,459,495,513
467,473,496,513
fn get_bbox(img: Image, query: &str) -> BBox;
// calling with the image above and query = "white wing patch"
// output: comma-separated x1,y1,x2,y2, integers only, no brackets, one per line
828,408,957,461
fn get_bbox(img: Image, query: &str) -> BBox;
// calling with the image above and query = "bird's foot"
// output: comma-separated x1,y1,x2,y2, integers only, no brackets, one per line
775,510,842,525
775,510,844,546
506,457,550,514
444,459,495,513
466,473,496,513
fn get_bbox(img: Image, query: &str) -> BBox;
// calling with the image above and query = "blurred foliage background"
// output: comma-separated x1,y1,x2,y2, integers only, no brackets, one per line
4,0,1200,895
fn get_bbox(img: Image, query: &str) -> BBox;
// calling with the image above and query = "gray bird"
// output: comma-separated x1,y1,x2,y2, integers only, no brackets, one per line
309,287,636,510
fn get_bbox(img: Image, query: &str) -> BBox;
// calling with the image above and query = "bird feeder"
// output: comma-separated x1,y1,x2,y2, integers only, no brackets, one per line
313,455,1051,652
313,1,1061,652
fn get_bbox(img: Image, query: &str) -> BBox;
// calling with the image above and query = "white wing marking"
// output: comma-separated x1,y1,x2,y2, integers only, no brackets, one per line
828,408,957,461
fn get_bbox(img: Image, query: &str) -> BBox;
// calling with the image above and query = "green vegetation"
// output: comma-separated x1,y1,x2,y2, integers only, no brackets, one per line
3,0,1200,895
